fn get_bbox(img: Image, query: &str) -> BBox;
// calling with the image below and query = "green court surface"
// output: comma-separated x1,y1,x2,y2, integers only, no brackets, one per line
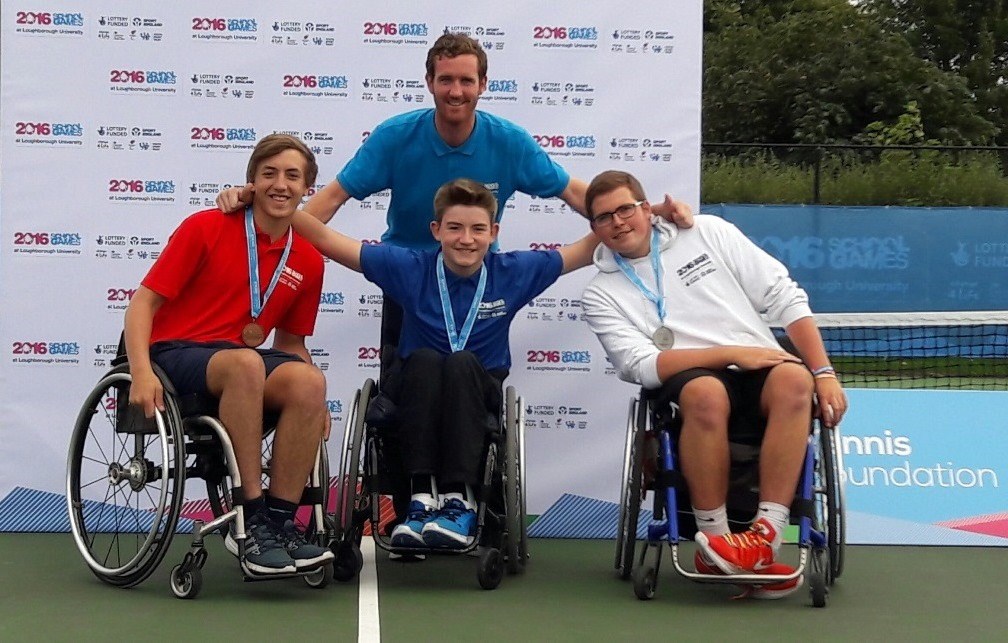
1,534,1004,641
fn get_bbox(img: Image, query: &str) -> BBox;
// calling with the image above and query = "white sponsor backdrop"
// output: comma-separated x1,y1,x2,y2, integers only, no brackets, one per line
0,1,702,524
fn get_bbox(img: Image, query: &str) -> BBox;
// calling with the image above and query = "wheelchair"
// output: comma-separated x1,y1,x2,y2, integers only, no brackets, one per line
66,346,334,599
614,386,846,607
328,377,528,590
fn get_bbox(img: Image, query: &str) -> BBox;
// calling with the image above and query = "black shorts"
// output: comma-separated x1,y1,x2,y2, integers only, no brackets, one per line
149,340,304,397
654,367,773,446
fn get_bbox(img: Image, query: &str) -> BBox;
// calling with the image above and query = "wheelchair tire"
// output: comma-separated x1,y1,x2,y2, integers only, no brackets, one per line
170,563,203,599
477,547,504,590
66,364,185,588
335,379,373,540
503,386,527,575
631,564,657,601
615,396,646,580
820,425,846,583
303,561,334,589
332,536,364,582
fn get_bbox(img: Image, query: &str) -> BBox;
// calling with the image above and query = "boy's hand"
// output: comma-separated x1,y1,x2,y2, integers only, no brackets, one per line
650,195,694,229
215,183,255,213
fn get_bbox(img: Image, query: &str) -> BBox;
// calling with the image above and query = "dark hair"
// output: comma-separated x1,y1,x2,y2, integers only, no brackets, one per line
433,178,497,222
245,134,318,187
584,170,647,220
425,32,488,79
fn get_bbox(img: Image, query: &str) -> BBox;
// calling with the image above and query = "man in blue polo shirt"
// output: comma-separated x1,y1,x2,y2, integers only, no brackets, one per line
217,32,691,348
290,177,598,547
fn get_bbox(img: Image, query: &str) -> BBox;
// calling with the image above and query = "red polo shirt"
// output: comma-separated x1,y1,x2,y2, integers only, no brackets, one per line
144,208,324,345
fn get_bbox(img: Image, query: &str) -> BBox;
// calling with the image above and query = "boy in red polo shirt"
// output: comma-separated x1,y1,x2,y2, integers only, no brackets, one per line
124,134,333,576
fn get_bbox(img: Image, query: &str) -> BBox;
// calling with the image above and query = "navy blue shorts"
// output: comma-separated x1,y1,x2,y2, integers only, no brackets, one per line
656,366,773,445
149,340,303,397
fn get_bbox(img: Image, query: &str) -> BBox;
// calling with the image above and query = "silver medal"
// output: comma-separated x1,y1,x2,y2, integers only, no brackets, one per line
652,325,675,350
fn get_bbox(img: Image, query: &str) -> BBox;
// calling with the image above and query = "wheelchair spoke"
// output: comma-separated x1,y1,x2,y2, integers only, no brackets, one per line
81,454,108,468
80,475,110,493
86,425,111,466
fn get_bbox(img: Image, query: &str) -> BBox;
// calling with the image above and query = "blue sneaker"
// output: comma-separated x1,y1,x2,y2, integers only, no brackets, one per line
390,501,436,547
422,498,477,548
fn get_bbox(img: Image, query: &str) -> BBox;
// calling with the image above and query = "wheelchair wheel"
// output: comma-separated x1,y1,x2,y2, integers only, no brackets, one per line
615,396,646,580
477,547,504,590
169,563,203,599
503,386,527,575
66,364,185,587
334,379,373,544
818,424,846,584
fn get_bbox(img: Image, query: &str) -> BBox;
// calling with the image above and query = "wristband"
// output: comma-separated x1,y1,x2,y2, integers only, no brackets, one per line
814,372,838,381
811,365,835,376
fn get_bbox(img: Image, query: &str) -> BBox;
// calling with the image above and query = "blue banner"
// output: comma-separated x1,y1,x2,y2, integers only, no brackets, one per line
704,204,1008,313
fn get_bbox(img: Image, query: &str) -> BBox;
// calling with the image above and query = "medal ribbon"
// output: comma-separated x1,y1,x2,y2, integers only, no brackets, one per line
436,253,487,353
245,206,292,320
613,228,666,321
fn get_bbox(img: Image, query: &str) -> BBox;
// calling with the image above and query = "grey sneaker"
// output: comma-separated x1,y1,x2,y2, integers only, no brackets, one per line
279,520,335,570
226,509,297,575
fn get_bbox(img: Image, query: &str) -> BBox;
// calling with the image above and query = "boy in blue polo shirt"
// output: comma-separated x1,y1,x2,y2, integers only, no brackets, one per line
293,178,598,547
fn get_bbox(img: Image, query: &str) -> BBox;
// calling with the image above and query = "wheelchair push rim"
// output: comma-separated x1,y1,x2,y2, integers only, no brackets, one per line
66,366,185,583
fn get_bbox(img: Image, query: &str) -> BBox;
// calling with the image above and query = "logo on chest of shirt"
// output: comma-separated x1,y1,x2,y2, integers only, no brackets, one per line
477,298,506,319
279,265,304,290
675,253,715,287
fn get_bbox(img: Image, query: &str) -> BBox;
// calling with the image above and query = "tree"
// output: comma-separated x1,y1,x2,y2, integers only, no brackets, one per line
861,0,1008,144
702,0,997,144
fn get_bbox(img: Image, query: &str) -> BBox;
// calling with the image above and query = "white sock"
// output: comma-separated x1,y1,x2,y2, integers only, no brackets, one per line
756,502,789,552
692,505,729,536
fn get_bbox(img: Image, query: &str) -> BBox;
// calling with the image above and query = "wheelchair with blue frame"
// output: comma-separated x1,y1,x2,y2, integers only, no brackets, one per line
66,341,334,598
614,385,846,606
328,376,528,589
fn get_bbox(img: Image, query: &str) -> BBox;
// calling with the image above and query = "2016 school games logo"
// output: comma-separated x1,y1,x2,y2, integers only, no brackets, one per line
189,126,256,152
361,20,429,46
524,348,592,373
531,25,598,49
281,73,349,100
191,16,258,42
108,68,177,95
11,340,81,366
106,178,176,204
11,231,82,256
12,120,84,147
533,134,597,159
12,9,84,37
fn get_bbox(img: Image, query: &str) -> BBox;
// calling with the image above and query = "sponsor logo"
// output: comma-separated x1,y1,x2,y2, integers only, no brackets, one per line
270,20,336,47
532,134,597,159
610,27,675,55
189,72,256,100
106,178,176,203
97,14,165,42
108,69,177,95
189,126,256,152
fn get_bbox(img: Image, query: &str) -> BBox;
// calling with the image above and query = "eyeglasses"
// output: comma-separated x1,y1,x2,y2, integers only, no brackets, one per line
590,200,644,227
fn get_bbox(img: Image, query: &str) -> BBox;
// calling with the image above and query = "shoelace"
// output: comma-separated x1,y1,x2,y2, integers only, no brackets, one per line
723,528,770,550
439,500,469,521
246,517,283,554
280,521,308,547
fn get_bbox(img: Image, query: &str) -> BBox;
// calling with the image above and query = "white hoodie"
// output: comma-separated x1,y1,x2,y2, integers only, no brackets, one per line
581,215,812,389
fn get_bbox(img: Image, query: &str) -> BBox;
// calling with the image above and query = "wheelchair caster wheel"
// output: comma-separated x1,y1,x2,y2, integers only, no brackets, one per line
304,562,334,589
810,570,828,607
170,564,203,599
332,541,363,582
631,564,656,600
477,548,504,590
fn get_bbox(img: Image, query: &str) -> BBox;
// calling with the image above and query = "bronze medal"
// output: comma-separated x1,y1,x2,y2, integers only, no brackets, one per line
242,322,265,347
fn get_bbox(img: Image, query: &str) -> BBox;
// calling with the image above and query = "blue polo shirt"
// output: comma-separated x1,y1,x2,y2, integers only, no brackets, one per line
338,109,570,251
360,244,563,370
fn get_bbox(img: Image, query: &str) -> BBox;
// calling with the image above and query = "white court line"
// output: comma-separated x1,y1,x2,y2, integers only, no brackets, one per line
358,538,381,643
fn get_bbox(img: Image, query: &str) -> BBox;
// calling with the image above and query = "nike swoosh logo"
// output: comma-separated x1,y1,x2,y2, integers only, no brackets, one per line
752,560,774,572
696,517,716,522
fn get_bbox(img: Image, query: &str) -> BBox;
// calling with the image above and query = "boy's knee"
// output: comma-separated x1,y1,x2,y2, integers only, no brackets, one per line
679,377,730,427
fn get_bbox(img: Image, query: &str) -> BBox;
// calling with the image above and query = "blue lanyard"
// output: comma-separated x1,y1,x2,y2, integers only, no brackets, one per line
612,228,666,321
244,206,292,320
436,253,487,353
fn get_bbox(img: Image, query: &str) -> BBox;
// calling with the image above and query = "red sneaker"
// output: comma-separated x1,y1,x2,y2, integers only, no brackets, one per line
693,550,726,575
694,518,777,574
740,562,804,600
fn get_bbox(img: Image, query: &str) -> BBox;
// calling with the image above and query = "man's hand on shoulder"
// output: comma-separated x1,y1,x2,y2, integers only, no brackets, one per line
215,183,255,213
650,194,694,229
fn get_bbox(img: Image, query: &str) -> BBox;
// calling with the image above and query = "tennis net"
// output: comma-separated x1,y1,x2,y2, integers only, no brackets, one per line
808,312,1008,390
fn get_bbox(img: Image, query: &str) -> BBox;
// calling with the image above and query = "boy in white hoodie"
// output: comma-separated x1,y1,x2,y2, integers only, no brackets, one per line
581,170,847,599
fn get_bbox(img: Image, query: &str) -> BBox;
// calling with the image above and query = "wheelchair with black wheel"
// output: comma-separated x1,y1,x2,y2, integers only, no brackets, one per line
328,377,528,590
66,345,334,599
614,386,846,607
